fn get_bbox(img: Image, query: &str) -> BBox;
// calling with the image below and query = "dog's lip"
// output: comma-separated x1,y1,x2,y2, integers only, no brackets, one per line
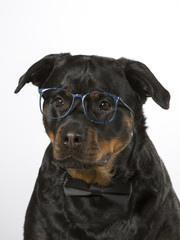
57,153,112,166
57,154,97,164
57,154,83,162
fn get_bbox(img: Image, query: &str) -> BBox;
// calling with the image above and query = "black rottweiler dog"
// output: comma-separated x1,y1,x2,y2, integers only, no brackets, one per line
15,54,180,240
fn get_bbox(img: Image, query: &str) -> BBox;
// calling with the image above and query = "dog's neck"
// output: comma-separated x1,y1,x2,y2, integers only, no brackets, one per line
68,165,114,186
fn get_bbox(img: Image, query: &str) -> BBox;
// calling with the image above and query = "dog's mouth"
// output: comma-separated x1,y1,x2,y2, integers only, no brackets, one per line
52,118,134,172
55,153,112,169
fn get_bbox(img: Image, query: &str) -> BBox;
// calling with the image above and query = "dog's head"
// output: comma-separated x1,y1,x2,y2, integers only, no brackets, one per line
15,54,170,186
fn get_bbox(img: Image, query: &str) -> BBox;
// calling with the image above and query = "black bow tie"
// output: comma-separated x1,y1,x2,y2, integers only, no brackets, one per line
63,175,132,206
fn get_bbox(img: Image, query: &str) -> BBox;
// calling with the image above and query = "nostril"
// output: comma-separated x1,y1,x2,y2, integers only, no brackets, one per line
63,132,82,148
64,136,69,145
74,136,81,144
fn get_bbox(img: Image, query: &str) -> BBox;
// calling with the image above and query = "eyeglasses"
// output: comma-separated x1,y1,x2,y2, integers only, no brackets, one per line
39,88,134,124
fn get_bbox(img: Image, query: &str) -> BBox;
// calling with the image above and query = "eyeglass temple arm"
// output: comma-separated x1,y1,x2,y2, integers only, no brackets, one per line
117,97,135,116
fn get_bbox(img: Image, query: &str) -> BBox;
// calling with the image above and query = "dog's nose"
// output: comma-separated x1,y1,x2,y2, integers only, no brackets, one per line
63,132,82,148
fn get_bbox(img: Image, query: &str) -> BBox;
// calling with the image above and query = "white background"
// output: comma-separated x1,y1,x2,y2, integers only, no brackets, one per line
0,0,180,239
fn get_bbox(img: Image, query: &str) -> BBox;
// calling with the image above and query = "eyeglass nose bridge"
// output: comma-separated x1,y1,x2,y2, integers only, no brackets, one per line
70,93,92,122
73,93,83,98
72,93,96,123
69,93,84,115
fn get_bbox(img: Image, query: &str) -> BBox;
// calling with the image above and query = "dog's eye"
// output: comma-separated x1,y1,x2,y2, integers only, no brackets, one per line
52,98,64,108
98,101,111,111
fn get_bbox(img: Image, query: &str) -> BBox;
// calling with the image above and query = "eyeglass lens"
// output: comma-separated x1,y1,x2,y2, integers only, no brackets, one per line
40,89,74,119
83,93,116,122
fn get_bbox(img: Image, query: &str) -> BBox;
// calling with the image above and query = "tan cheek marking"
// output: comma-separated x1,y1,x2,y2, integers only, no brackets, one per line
43,111,55,143
84,128,125,163
43,103,47,115
52,127,62,160
43,113,55,143
96,137,126,162
124,114,133,130
47,131,55,143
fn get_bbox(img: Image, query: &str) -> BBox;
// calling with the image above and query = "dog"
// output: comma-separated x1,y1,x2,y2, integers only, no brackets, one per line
15,53,180,240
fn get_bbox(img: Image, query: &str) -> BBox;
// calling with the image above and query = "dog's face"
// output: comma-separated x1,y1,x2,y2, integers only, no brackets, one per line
15,54,170,186
42,57,135,169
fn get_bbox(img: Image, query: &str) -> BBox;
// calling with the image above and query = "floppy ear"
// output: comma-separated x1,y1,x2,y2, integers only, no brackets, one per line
121,58,170,109
14,53,70,93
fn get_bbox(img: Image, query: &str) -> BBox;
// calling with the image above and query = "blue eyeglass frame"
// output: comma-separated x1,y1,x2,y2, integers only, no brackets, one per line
39,88,134,124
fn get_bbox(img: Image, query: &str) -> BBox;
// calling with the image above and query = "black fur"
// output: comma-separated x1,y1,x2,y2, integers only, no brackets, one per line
15,54,180,240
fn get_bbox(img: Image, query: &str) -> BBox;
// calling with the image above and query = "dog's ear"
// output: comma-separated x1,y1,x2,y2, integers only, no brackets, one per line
14,53,70,94
121,58,170,109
